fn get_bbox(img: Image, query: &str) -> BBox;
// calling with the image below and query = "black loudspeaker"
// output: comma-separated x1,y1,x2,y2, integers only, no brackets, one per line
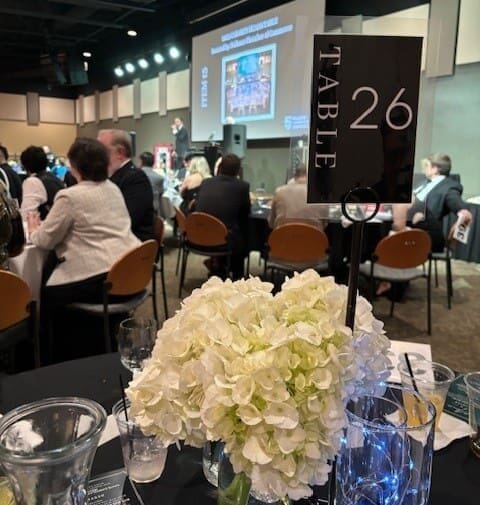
223,124,247,159
129,131,136,157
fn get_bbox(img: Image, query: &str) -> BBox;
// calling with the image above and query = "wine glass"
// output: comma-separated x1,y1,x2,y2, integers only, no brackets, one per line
117,318,157,374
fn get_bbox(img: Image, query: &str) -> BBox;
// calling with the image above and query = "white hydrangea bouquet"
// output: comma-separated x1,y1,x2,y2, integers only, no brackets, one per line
127,270,390,502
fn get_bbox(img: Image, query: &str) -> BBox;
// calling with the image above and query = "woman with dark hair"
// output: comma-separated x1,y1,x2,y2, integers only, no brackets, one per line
27,137,140,306
20,145,64,219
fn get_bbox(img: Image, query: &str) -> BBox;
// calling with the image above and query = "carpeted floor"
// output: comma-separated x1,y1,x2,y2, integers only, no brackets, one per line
138,230,480,375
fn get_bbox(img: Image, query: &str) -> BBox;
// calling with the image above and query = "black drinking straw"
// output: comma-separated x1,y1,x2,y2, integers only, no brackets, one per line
404,353,419,394
119,374,134,459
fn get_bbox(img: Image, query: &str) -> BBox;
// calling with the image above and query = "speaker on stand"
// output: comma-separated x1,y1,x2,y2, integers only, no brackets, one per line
223,124,247,159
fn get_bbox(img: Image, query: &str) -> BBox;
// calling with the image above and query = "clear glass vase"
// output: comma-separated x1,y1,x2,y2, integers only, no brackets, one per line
336,384,435,505
217,445,290,505
203,441,224,487
0,397,107,505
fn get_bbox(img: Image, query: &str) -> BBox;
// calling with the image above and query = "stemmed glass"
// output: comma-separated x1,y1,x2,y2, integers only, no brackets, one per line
117,317,157,374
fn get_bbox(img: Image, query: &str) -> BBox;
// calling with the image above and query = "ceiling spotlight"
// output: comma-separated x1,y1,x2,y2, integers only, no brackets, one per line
169,46,180,59
125,62,135,73
83,61,89,71
82,51,92,58
138,58,149,69
114,66,124,77
127,30,137,37
153,52,164,64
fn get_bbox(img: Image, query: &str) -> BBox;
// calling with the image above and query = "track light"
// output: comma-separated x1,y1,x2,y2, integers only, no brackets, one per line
114,66,124,77
153,52,164,64
169,46,180,59
127,30,137,37
138,58,149,69
125,62,135,73
82,51,92,58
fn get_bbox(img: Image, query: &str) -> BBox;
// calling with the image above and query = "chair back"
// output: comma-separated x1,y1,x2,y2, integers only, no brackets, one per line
175,207,187,234
0,271,31,330
374,229,431,268
185,212,228,247
268,223,329,263
106,240,158,296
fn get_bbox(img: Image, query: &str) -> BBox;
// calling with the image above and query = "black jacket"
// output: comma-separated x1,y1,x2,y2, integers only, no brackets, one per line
0,163,23,205
110,161,154,241
195,175,250,253
174,127,189,158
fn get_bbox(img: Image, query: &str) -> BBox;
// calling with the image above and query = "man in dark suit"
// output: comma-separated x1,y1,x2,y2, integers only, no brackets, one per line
195,154,250,280
171,117,189,171
97,129,154,241
393,153,472,251
0,145,22,204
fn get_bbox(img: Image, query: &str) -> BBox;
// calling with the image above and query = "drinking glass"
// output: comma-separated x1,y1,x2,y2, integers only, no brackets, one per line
0,397,106,505
112,399,167,484
336,384,435,505
464,372,480,457
398,358,454,430
117,318,157,374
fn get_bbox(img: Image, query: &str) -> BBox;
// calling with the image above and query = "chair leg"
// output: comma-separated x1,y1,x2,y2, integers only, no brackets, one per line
427,261,432,335
160,252,169,319
434,259,438,287
389,298,395,318
446,256,453,309
175,242,183,276
179,249,189,298
152,267,159,324
30,301,41,368
103,292,112,353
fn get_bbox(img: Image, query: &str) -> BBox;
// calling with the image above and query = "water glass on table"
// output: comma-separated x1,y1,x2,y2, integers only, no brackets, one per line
398,358,455,430
112,399,167,484
464,372,480,457
117,318,157,374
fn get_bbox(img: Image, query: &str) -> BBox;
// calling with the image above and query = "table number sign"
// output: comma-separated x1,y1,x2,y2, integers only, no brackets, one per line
308,35,422,204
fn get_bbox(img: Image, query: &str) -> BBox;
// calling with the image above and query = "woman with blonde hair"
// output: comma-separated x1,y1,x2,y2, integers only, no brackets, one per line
179,155,211,214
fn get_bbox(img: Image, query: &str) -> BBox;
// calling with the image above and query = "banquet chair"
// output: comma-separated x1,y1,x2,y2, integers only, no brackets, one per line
263,223,329,283
0,271,40,371
152,216,169,321
174,207,187,276
359,229,432,335
431,223,457,310
178,212,231,297
66,240,158,354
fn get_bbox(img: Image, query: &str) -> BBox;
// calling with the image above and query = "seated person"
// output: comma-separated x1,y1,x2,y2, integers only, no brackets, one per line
392,153,472,252
27,137,140,308
139,151,164,216
268,164,327,229
179,155,211,215
0,145,23,204
20,146,64,219
97,129,154,241
195,154,250,280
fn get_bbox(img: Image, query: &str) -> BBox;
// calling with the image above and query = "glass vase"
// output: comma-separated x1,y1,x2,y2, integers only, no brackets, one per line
217,445,290,505
0,397,107,505
203,441,224,487
336,384,435,505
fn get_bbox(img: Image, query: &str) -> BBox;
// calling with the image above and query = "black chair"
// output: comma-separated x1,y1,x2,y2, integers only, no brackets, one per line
179,212,231,297
152,216,169,321
66,240,158,353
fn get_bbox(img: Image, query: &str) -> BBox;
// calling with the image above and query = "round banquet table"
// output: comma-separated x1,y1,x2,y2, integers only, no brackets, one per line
0,353,478,505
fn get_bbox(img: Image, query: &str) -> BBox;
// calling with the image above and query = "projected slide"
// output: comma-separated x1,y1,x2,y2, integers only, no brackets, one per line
221,44,276,123
191,0,326,141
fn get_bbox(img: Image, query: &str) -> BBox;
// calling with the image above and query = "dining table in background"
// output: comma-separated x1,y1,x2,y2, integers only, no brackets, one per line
0,352,478,505
8,244,48,302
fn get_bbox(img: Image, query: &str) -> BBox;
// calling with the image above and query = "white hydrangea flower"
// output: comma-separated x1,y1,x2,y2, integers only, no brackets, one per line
127,270,390,501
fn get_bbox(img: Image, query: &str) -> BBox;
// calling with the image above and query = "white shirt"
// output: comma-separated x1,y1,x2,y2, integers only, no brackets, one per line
21,176,47,219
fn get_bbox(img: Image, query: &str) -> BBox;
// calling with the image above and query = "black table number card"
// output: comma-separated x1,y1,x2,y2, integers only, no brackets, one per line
87,469,143,505
308,35,422,204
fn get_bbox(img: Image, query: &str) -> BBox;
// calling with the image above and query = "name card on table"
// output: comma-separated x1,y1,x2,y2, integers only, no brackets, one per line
308,35,422,204
88,469,143,505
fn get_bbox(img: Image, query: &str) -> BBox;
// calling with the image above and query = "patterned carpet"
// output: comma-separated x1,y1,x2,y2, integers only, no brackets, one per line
139,233,480,375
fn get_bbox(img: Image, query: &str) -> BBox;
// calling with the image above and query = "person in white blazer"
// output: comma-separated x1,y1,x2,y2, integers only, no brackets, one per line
28,137,140,307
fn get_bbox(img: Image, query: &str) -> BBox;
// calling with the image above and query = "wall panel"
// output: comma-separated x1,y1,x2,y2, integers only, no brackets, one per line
39,97,75,124
166,69,189,110
0,93,27,121
118,84,134,118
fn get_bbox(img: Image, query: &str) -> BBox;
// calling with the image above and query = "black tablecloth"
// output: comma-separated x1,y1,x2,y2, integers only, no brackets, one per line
0,353,478,505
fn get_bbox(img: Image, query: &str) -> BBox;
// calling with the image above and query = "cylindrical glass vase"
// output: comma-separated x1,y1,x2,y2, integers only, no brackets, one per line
0,397,107,505
336,384,435,505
